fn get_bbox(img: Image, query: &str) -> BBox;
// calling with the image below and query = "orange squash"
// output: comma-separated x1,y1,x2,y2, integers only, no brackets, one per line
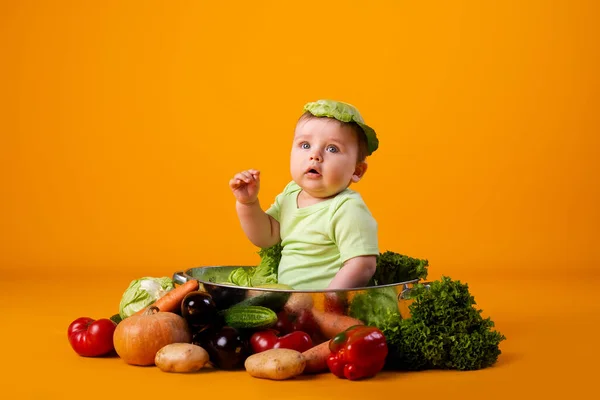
113,307,191,366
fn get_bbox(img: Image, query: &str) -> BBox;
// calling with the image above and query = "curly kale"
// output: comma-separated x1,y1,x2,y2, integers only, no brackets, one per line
378,313,430,371
379,276,506,371
370,251,429,285
228,243,283,287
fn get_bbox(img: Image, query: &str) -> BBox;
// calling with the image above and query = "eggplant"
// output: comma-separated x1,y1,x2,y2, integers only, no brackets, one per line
196,326,249,370
203,284,246,310
181,291,218,333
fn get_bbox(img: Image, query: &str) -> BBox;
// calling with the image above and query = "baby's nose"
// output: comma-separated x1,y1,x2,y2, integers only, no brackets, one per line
310,151,323,162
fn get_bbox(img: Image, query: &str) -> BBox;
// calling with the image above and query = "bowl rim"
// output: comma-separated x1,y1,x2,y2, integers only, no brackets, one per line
175,265,422,293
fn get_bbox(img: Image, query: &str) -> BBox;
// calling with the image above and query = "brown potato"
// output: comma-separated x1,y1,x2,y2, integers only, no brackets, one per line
155,343,209,373
245,348,306,380
246,289,265,299
284,292,314,314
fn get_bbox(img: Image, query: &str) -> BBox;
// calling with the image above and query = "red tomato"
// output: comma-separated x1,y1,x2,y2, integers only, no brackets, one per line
274,311,294,335
275,309,319,338
250,330,279,353
291,309,319,337
274,331,313,353
250,330,313,354
67,317,117,357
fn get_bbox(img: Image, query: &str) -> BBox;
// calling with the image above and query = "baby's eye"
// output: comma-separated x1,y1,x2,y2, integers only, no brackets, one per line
326,145,339,153
301,142,310,149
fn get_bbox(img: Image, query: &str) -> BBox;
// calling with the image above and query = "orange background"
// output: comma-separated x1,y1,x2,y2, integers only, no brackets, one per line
1,1,598,398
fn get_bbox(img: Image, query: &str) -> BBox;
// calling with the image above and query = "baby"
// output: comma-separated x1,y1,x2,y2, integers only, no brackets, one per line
229,99,380,290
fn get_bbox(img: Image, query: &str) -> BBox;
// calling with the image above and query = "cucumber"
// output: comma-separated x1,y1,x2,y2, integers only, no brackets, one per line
234,291,291,311
109,313,122,325
222,306,278,329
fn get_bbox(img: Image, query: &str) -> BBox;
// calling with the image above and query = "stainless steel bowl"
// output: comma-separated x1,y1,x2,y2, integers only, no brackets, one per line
173,266,420,327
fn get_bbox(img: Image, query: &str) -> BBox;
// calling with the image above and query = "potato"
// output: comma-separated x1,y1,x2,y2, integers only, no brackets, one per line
284,292,314,314
246,289,266,299
155,343,209,373
245,348,306,380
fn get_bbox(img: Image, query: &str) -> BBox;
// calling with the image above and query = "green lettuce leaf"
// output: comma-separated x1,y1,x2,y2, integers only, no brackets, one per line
118,276,174,319
348,287,400,327
228,243,282,287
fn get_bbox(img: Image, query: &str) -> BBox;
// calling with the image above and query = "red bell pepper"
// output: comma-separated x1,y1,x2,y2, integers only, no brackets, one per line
67,317,117,357
326,325,388,380
250,330,313,354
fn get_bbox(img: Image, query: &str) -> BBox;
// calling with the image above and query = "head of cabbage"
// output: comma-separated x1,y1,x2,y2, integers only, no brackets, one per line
118,276,174,319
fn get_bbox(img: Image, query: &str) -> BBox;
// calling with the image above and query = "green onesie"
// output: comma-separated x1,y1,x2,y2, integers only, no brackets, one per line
265,181,379,290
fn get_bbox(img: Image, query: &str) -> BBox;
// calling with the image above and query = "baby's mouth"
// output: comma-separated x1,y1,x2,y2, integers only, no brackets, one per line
305,167,321,177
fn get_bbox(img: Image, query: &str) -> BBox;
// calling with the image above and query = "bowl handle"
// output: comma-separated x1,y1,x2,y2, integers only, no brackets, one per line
398,282,431,300
173,271,190,285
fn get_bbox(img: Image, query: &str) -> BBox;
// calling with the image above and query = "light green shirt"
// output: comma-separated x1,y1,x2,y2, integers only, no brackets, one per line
265,181,379,290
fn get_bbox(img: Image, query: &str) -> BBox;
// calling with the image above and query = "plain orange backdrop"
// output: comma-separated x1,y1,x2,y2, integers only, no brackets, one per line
1,1,599,398
1,0,599,280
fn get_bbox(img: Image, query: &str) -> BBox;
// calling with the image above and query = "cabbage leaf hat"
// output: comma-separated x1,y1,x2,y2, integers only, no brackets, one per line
303,99,379,155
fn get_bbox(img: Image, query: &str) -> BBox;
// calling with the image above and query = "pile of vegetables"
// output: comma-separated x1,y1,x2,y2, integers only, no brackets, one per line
65,248,506,380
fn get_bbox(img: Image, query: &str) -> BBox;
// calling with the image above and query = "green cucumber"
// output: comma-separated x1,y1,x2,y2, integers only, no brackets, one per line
109,313,122,325
222,306,278,329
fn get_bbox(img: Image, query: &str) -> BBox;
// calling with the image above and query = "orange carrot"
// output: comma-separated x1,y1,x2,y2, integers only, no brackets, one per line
134,279,199,315
302,341,331,374
311,309,364,339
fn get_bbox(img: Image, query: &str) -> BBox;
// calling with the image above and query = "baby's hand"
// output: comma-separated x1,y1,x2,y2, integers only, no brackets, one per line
229,169,261,205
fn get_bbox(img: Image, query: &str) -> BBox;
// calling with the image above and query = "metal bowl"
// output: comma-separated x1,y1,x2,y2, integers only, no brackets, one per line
173,266,420,326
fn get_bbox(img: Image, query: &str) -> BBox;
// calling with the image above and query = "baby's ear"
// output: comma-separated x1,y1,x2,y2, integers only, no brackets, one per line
351,161,368,183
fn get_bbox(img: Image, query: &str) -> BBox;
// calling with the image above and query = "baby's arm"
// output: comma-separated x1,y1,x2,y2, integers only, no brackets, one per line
229,169,280,248
327,255,376,289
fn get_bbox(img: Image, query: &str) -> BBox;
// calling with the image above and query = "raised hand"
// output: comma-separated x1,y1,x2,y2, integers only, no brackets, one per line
229,169,261,205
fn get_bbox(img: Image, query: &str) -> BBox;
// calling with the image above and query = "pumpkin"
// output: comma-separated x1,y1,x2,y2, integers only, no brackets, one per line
113,307,192,366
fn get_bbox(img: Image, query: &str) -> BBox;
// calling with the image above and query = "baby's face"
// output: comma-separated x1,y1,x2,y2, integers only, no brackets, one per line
290,117,362,200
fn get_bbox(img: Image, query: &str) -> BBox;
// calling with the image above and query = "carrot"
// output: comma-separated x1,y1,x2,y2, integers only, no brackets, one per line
311,309,364,339
134,279,199,315
302,341,331,374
